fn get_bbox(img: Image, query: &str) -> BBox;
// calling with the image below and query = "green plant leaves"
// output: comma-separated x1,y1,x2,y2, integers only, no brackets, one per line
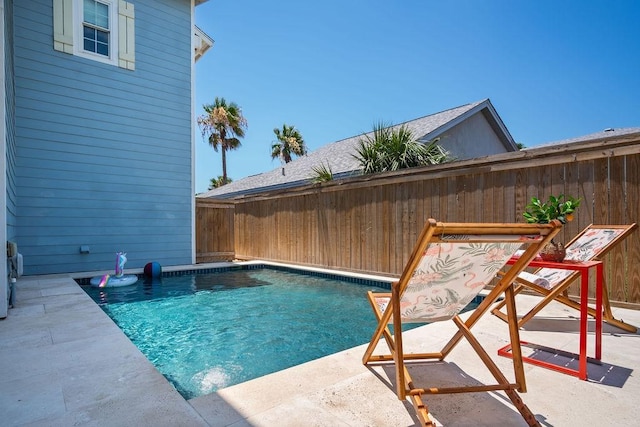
353,122,451,174
523,194,581,224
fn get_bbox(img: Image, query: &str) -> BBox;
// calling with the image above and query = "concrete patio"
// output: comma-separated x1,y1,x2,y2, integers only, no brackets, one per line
2,264,640,426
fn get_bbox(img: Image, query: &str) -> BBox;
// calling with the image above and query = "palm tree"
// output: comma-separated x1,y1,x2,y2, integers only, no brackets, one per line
209,176,232,190
354,122,450,174
197,97,248,184
271,124,307,163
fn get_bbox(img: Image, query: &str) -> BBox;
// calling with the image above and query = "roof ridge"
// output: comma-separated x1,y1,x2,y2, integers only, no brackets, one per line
316,99,489,147
392,99,487,128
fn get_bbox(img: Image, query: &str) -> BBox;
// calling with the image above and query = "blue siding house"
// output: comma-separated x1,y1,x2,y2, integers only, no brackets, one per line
2,0,211,317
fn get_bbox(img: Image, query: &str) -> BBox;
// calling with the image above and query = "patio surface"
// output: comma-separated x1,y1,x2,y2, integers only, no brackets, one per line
2,263,640,426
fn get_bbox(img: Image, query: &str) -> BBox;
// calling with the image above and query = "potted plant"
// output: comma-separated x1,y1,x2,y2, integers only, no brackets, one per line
523,194,581,261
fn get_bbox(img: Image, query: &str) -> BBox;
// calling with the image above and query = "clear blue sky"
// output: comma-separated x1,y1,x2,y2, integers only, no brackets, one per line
194,0,640,194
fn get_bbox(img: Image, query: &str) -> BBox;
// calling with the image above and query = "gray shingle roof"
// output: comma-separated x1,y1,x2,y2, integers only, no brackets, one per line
199,99,511,199
524,127,640,149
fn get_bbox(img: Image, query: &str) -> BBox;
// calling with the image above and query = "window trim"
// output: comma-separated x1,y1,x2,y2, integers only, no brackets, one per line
73,0,119,66
54,0,136,70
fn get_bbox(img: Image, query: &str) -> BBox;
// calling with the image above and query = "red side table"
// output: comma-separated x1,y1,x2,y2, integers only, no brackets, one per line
498,258,603,380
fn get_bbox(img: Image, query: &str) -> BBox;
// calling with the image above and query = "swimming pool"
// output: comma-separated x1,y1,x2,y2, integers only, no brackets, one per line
82,265,421,399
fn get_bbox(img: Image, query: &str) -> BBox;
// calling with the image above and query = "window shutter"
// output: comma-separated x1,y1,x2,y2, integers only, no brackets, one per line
53,0,74,53
118,0,135,70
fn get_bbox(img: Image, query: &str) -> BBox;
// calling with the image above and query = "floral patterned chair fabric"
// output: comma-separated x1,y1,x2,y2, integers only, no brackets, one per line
374,240,524,323
492,223,638,333
363,219,561,427
530,227,631,290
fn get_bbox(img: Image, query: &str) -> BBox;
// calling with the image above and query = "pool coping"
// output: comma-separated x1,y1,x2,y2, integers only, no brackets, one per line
73,260,399,290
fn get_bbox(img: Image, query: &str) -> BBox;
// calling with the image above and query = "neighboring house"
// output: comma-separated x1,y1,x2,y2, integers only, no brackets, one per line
521,127,640,149
199,99,518,199
2,0,212,316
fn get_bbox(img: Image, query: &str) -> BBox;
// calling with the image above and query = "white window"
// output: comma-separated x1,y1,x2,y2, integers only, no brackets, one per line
81,0,111,58
53,0,135,70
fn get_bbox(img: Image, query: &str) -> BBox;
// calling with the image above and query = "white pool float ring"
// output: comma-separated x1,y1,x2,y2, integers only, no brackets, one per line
90,274,138,288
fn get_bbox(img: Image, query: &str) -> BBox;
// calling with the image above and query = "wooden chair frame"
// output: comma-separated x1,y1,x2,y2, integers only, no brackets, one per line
362,219,561,427
492,223,638,333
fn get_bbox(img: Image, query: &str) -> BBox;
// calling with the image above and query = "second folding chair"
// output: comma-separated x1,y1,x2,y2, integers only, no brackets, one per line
491,223,638,332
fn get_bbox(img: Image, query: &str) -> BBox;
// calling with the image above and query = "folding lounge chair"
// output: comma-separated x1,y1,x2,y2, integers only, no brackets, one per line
491,224,638,333
362,219,561,427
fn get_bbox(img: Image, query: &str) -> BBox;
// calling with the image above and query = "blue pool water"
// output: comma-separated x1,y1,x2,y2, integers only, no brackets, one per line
82,267,419,399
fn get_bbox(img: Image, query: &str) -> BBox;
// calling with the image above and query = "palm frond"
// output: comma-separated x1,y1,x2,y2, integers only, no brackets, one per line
311,162,334,183
353,122,452,174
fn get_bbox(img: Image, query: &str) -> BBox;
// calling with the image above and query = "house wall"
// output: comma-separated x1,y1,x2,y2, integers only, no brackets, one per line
436,112,509,160
4,0,16,243
3,0,14,228
13,0,194,274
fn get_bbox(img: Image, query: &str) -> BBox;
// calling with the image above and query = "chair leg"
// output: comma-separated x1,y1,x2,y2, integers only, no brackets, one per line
491,283,527,323
601,277,637,333
363,292,396,364
408,392,436,427
392,288,407,400
502,389,540,427
504,285,526,392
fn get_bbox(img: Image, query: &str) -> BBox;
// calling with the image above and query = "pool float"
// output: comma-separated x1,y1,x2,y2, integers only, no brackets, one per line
90,274,138,287
90,252,138,288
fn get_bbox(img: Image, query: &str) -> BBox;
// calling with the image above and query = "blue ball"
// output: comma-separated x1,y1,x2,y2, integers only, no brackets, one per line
144,262,162,279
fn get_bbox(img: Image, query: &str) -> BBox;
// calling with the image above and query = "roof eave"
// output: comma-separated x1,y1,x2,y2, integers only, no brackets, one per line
194,25,214,61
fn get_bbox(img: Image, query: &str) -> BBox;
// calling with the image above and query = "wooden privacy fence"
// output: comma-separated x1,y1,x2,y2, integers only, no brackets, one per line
196,132,640,307
195,199,235,262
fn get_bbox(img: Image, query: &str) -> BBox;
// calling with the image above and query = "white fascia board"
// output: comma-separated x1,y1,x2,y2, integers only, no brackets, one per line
194,25,214,61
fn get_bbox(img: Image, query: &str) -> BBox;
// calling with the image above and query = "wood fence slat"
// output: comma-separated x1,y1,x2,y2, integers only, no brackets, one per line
455,175,466,221
342,190,352,269
353,189,363,271
514,169,527,223
626,154,640,303
400,183,410,271
408,181,418,258
608,156,627,301
492,171,504,222
427,177,438,221
380,185,391,273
